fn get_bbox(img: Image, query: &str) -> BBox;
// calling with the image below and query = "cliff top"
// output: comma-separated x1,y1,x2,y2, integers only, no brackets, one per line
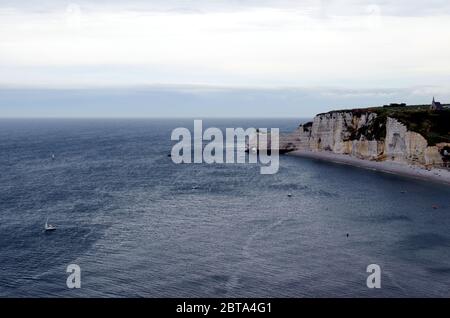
317,105,450,145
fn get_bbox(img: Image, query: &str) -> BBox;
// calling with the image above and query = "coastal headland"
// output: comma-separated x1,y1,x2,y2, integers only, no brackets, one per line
267,103,450,184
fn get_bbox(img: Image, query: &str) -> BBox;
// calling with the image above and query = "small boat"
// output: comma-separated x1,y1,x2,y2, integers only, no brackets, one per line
51,154,55,160
44,218,56,232
287,193,292,197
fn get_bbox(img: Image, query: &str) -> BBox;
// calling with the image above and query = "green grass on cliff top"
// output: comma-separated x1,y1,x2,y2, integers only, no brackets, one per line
322,105,450,146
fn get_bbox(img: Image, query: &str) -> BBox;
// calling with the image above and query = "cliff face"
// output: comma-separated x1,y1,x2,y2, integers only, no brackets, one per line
282,110,450,168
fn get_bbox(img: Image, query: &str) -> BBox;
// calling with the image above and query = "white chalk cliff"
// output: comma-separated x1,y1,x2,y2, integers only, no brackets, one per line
280,111,449,168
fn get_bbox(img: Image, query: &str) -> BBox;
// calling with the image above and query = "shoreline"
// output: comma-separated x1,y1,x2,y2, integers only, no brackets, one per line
288,150,450,186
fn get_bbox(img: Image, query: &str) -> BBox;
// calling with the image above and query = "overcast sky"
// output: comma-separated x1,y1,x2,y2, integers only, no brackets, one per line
1,0,449,117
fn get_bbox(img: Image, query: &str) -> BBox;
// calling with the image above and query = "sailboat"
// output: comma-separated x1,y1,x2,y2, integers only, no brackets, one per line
44,217,56,232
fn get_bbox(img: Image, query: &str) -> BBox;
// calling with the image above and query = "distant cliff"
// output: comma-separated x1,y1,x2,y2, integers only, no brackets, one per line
279,105,450,168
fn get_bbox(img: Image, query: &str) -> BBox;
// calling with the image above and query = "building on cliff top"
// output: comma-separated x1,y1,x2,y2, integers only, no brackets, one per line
430,97,443,110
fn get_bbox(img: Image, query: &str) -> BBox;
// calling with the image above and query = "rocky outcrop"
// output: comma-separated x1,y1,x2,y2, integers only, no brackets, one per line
279,110,450,168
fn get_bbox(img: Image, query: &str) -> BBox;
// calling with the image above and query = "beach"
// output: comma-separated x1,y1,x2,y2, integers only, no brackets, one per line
289,150,450,186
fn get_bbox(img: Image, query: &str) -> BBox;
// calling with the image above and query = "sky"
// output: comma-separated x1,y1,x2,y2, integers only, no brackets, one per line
1,0,450,117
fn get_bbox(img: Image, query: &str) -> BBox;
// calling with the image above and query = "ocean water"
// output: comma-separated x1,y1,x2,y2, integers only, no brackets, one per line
0,118,449,298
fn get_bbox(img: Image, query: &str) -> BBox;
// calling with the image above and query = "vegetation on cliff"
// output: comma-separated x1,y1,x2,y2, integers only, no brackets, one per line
321,105,450,146
349,114,386,142
372,105,450,146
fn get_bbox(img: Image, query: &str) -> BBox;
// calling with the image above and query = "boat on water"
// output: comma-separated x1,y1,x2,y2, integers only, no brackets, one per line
44,218,56,232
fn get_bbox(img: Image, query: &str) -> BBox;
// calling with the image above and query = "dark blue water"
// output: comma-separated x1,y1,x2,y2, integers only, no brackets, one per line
0,119,449,297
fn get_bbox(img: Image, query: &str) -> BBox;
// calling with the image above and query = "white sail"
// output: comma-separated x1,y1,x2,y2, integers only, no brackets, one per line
45,217,56,231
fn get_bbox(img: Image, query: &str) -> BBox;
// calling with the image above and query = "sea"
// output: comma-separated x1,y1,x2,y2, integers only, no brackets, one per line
0,118,449,297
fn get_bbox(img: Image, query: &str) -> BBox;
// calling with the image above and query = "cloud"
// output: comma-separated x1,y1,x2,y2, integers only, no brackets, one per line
3,1,450,16
1,1,449,117
0,0,449,92
1,5,450,88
